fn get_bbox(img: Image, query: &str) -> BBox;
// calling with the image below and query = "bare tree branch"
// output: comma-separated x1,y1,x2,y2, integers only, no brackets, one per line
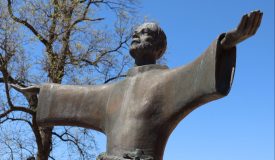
104,74,126,84
1,0,138,159
0,109,13,119
71,0,104,28
6,117,32,127
48,0,59,44
0,106,34,119
0,117,9,123
0,77,26,87
52,131,85,157
0,72,34,118
0,67,34,115
81,36,130,66
3,140,14,160
7,0,50,47
31,115,43,157
72,17,105,27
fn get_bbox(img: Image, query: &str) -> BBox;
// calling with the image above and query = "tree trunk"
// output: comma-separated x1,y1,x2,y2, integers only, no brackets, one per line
36,127,53,160
35,53,65,160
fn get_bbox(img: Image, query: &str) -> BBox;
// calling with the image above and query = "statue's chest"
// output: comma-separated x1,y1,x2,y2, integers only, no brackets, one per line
106,77,165,120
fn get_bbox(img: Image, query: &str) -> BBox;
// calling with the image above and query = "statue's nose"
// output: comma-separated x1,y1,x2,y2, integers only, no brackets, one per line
132,33,139,39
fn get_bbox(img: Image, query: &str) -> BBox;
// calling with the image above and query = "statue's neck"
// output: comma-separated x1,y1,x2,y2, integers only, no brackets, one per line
135,58,156,66
127,64,168,77
134,51,156,66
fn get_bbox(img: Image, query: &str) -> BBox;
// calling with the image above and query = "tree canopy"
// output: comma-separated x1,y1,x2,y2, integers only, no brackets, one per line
0,0,140,159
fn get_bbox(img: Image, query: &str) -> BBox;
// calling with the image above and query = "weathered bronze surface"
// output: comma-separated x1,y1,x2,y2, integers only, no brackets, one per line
11,11,262,160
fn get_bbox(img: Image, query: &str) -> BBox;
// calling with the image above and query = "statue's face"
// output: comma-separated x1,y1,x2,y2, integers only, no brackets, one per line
129,23,166,65
130,24,157,57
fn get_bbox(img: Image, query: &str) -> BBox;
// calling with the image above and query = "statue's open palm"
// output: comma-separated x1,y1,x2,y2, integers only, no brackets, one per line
10,84,40,97
221,10,263,49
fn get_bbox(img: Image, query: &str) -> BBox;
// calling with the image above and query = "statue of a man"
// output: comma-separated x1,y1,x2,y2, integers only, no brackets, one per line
12,11,262,160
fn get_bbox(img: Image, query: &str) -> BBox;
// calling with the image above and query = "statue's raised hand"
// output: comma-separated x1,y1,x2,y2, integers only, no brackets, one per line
10,84,40,97
221,10,263,49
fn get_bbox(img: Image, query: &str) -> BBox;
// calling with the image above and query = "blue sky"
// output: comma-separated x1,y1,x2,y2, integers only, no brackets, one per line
96,0,274,159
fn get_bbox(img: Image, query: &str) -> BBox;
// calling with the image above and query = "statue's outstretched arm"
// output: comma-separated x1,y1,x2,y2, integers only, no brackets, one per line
10,83,110,133
35,84,110,133
221,10,263,49
162,11,262,121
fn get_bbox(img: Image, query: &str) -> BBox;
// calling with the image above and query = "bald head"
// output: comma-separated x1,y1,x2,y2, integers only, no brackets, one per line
130,23,167,66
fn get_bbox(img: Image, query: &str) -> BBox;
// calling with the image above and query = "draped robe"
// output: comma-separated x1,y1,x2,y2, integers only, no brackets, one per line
37,34,236,160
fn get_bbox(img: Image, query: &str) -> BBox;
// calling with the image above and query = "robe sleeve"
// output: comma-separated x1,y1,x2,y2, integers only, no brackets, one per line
164,33,236,117
36,83,109,133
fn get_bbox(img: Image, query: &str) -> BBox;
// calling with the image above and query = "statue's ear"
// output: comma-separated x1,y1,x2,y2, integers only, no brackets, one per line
154,42,166,60
152,30,167,60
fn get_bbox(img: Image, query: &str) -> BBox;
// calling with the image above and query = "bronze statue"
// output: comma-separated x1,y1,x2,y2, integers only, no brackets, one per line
11,11,263,160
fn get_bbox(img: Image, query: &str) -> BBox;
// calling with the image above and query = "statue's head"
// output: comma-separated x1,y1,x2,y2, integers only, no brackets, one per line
130,22,167,66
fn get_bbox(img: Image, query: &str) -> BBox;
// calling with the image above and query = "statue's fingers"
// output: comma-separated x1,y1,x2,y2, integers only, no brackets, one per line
244,11,257,36
22,86,40,93
251,12,263,35
10,84,18,89
237,14,249,32
10,84,39,94
246,12,259,36
248,11,262,35
10,84,22,92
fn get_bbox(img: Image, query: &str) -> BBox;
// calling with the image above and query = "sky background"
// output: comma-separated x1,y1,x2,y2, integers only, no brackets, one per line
95,0,274,160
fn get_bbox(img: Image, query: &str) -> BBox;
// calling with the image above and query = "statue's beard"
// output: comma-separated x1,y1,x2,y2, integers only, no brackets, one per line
130,41,155,57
